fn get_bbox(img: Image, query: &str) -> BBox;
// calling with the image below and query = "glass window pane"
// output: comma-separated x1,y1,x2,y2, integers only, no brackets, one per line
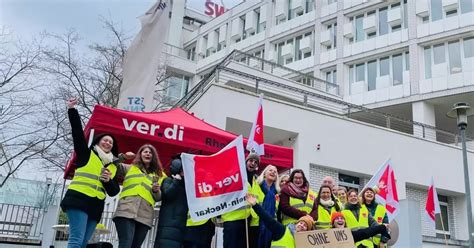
424,47,432,79
368,60,377,91
392,54,403,85
355,15,365,42
431,0,443,21
333,70,337,85
380,57,390,76
448,41,462,73
433,44,445,64
435,205,449,231
403,1,408,28
460,0,473,13
349,65,354,84
464,37,474,58
356,63,365,82
405,52,410,70
326,71,332,82
379,8,389,35
334,24,337,48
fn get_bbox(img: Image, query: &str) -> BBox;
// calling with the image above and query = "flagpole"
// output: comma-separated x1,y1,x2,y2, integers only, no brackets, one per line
439,211,449,246
245,217,249,248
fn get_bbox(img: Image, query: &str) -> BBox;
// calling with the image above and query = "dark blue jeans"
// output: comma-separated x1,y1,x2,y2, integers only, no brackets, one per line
223,220,247,248
114,217,150,248
66,209,98,248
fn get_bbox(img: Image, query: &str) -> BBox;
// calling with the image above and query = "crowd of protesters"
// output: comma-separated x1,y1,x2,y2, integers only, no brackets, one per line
61,98,391,248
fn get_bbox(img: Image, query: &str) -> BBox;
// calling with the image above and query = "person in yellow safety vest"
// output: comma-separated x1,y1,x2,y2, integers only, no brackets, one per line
184,214,215,248
222,153,260,248
276,174,289,223
337,186,348,210
253,165,281,248
321,176,343,209
331,212,391,245
113,144,166,248
343,189,390,248
247,193,313,248
314,185,341,229
361,187,389,248
280,169,317,226
61,98,127,248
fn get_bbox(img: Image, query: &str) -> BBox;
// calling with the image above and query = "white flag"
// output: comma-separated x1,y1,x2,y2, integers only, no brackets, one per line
362,158,400,222
118,1,170,112
181,135,248,222
246,94,264,155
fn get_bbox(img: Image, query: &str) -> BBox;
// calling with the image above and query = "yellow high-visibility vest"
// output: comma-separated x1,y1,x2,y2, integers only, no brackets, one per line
315,204,337,229
271,227,295,248
221,181,253,222
342,205,374,248
369,204,387,245
119,165,166,206
186,212,211,226
68,151,117,200
281,189,317,225
250,181,280,226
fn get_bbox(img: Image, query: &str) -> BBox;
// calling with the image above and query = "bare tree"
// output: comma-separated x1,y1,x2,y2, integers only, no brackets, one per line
39,18,170,172
0,27,63,186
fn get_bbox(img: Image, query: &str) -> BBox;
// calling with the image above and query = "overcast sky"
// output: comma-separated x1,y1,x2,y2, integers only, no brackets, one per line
0,0,241,181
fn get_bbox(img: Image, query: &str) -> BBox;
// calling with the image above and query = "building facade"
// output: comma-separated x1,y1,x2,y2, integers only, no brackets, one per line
151,0,474,247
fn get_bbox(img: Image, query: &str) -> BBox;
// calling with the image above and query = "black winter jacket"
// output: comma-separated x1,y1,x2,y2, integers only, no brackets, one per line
60,108,120,221
154,160,188,248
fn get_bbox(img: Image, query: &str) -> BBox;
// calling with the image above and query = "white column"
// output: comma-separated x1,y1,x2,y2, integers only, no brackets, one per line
412,101,436,140
168,0,185,46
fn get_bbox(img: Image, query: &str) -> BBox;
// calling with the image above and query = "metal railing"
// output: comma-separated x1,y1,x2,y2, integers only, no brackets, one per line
174,50,474,150
165,43,196,61
229,50,340,96
0,203,44,240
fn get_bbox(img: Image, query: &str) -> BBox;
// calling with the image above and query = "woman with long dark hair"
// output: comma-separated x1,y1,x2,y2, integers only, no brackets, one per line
361,187,389,248
279,169,317,225
313,185,341,229
113,144,166,248
61,98,128,248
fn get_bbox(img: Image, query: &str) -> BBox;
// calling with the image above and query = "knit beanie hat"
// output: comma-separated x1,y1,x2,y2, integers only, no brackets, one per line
298,216,314,230
331,212,345,225
246,153,260,165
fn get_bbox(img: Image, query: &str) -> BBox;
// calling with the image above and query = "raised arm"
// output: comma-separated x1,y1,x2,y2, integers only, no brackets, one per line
247,194,286,241
67,98,90,167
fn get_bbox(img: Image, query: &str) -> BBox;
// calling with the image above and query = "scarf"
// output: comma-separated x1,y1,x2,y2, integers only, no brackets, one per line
258,182,277,248
94,145,113,165
282,182,308,200
320,198,335,208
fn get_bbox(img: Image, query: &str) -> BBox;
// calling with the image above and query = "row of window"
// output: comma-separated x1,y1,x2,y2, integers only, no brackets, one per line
348,52,410,91
275,0,315,25
350,1,408,43
274,31,313,65
424,37,473,79
422,0,473,23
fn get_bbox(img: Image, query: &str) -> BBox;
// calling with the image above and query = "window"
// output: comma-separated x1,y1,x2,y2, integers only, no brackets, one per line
338,173,360,192
379,7,389,35
448,41,462,73
446,9,458,17
164,75,190,103
431,0,443,21
464,37,474,58
433,44,445,64
392,54,403,85
403,0,408,28
186,46,196,61
424,47,432,79
356,63,365,82
368,60,377,90
325,23,337,49
435,195,450,238
274,31,313,65
307,0,315,13
240,15,246,40
461,0,473,13
355,15,365,42
380,57,390,76
405,51,410,70
325,69,337,85
349,65,354,85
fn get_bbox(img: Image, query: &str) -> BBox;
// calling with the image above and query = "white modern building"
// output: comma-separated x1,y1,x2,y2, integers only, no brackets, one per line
147,0,474,247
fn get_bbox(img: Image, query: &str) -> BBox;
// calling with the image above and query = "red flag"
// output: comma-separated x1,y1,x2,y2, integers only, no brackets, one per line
425,177,441,229
246,94,264,155
363,159,400,222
